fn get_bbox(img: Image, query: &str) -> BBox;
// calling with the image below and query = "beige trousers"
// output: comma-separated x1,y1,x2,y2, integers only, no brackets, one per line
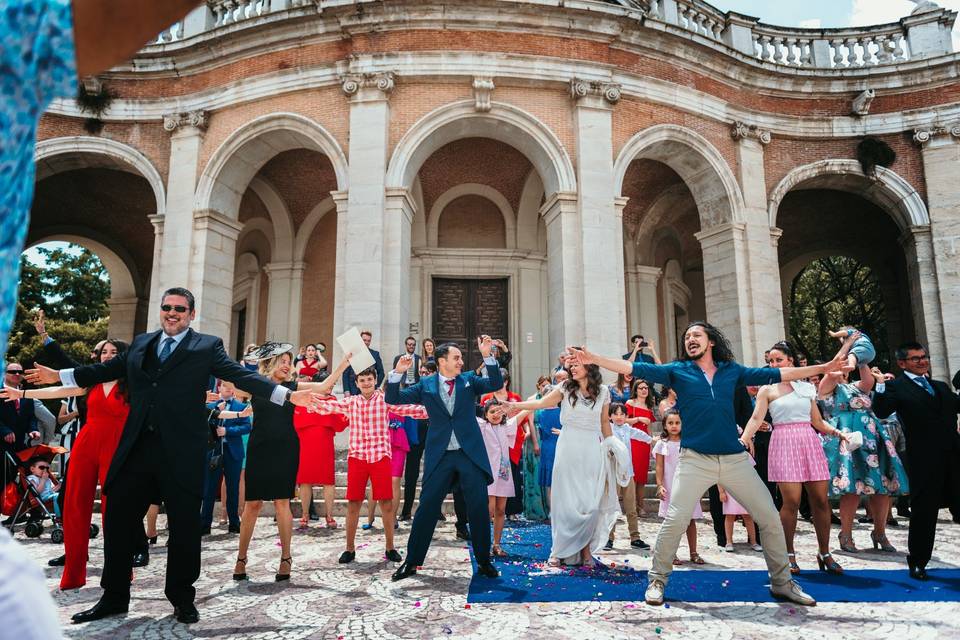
648,449,791,587
609,479,639,541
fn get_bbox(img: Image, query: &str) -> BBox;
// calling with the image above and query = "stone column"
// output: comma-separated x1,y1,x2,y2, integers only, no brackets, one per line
696,223,751,362
106,296,139,343
149,111,208,330
189,210,243,339
263,260,306,343
336,73,395,351
383,188,416,357
731,121,784,361
626,265,662,348
329,191,350,379
915,124,960,378
541,192,582,359
517,256,549,395
570,79,627,365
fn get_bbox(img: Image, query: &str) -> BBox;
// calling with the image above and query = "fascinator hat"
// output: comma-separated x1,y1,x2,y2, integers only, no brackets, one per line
244,341,295,363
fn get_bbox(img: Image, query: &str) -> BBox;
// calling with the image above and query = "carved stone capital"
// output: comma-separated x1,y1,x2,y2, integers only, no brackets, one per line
163,110,208,132
912,123,960,146
472,75,495,113
340,72,395,98
731,121,771,145
569,78,621,105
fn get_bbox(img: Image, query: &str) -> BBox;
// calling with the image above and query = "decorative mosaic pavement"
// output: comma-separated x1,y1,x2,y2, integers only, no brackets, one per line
18,510,960,639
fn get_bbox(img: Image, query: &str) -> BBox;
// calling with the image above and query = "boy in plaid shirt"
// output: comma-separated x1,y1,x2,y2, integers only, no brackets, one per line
313,355,427,564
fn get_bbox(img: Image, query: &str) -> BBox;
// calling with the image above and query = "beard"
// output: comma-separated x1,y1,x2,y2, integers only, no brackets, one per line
686,345,706,360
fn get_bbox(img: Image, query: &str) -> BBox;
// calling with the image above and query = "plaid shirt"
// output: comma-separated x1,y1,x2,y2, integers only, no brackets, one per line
313,390,427,463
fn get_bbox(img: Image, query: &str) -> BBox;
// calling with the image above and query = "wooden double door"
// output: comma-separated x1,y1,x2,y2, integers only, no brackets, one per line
431,278,508,371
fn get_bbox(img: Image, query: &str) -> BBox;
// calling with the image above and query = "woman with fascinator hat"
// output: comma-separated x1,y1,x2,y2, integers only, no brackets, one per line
232,341,334,582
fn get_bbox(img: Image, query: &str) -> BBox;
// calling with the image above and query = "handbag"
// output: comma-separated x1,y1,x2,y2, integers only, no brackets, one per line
2,482,19,516
843,431,863,453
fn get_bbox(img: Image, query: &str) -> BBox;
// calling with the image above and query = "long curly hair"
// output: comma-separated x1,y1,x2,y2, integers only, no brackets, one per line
680,321,735,363
563,362,604,408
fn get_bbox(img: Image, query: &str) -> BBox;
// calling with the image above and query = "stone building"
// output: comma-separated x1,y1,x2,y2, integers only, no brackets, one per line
30,0,960,391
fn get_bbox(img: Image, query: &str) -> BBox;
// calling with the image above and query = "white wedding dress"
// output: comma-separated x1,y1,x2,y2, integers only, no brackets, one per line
549,385,621,564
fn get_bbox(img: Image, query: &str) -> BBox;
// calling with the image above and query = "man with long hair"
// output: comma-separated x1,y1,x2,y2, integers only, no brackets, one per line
571,321,844,607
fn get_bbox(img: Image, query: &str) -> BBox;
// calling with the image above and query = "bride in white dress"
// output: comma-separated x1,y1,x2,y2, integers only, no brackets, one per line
502,359,616,566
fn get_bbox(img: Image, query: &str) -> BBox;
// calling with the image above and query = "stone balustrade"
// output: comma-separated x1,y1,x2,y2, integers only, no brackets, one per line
144,0,957,71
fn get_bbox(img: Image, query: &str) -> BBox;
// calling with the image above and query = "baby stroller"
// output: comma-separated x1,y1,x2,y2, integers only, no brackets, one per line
2,444,97,542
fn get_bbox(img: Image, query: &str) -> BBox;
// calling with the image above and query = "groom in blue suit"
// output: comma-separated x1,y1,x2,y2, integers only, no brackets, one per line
386,335,503,581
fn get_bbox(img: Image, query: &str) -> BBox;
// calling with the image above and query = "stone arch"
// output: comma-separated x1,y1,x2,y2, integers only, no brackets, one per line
236,217,275,262
633,184,697,265
614,125,744,228
386,100,576,196
294,196,335,262
768,159,929,231
34,136,166,215
427,184,516,249
247,176,295,263
516,169,545,251
196,113,348,218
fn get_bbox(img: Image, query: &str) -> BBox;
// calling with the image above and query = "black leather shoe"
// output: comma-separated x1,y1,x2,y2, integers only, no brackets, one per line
131,551,149,567
437,513,447,522
71,598,128,623
392,563,418,581
631,539,651,550
830,512,841,525
174,603,199,624
338,550,356,564
385,549,403,562
475,561,500,578
48,554,66,567
603,539,614,551
908,558,929,581
455,527,470,541
228,523,241,534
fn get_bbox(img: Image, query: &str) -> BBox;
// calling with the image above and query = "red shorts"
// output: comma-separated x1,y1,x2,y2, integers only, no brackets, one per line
346,456,393,502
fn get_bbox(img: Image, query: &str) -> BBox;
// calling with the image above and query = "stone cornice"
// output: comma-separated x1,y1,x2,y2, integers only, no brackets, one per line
912,123,960,146
162,110,208,132
731,121,772,145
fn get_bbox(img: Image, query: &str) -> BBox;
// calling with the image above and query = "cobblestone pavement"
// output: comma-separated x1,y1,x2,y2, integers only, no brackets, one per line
20,510,960,639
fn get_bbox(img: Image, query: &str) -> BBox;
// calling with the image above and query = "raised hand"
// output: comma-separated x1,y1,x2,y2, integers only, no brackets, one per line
478,335,494,358
206,391,220,403
0,385,20,402
566,345,594,366
394,354,414,374
289,389,322,408
25,362,60,385
239,405,253,418
822,353,849,375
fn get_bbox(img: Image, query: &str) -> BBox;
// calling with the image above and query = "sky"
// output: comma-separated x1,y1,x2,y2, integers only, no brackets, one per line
713,0,960,46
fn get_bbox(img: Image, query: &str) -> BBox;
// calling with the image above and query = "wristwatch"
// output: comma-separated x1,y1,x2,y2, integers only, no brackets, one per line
284,388,293,404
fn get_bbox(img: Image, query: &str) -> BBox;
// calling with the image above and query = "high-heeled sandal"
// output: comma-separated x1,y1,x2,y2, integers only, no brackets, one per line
233,557,248,581
547,557,562,568
297,516,309,530
838,532,857,553
870,531,897,552
275,556,292,582
787,552,801,574
817,552,843,575
147,535,158,545
325,517,338,529
492,545,508,558
689,552,705,565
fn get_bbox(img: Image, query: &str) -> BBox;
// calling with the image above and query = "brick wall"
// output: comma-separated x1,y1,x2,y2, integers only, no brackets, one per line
437,194,506,248
257,149,338,232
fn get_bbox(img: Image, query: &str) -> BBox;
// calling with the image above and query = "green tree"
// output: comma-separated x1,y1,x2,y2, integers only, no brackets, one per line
34,246,111,324
789,256,889,371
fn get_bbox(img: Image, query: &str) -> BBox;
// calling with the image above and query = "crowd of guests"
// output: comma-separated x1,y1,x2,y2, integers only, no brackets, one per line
3,296,959,621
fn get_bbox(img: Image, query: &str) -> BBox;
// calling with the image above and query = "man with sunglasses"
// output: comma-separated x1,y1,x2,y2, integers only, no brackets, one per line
1,364,42,452
26,287,321,625
873,342,960,581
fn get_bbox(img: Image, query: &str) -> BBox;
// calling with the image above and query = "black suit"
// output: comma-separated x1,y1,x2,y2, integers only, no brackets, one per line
71,328,280,608
392,353,422,388
873,374,960,568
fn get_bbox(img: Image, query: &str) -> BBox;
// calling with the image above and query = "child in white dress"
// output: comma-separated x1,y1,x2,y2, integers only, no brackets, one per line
653,410,703,565
478,399,531,557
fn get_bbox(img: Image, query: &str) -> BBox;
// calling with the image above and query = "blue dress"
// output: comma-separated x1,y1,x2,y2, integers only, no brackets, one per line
822,383,909,498
536,407,562,487
609,384,631,405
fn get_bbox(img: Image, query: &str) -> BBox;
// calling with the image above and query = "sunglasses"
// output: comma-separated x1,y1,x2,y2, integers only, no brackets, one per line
36,465,50,471
6,370,23,375
904,355,930,363
161,304,189,313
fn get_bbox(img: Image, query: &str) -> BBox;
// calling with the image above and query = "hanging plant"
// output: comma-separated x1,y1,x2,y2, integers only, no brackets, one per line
856,137,896,179
76,81,114,135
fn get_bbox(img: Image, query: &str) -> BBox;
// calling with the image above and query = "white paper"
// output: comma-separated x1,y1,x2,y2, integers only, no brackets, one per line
337,327,375,374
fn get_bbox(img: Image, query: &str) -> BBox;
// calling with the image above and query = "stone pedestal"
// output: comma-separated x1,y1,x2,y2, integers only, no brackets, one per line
264,260,306,344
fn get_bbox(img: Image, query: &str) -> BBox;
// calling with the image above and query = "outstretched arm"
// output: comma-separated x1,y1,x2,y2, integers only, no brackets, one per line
572,345,672,385
305,354,352,396
0,384,86,402
501,387,563,413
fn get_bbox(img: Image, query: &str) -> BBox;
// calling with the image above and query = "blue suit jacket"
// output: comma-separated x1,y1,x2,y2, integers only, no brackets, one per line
385,364,503,484
206,398,252,461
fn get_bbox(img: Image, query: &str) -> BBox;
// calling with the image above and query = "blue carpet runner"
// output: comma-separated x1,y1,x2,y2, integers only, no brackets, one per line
467,522,960,603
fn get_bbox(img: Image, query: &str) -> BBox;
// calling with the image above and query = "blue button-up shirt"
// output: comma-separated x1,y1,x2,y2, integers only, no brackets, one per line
631,360,781,454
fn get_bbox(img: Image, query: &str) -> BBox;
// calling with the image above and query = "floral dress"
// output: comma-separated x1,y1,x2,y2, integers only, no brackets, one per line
822,383,909,498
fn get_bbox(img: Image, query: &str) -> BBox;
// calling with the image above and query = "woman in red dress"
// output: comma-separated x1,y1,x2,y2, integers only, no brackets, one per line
294,397,347,529
295,344,327,380
5,340,130,589
625,378,656,516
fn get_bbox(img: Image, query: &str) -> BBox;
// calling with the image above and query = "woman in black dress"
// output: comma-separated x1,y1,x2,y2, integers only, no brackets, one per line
233,343,328,582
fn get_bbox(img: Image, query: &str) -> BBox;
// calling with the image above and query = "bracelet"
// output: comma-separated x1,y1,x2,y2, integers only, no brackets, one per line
21,389,26,400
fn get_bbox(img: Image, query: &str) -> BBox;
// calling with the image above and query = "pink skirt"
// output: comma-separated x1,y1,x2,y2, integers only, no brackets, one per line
768,422,831,483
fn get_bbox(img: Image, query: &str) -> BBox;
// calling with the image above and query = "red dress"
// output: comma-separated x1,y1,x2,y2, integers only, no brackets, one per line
297,358,321,379
60,383,130,590
293,404,348,485
626,403,654,486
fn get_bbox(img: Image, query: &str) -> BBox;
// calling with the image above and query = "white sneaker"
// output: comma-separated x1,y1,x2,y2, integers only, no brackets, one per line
645,579,665,606
751,544,763,552
724,544,734,552
770,580,816,606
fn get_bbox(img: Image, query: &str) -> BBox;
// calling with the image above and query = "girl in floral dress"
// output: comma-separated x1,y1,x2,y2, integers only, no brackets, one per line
820,364,910,553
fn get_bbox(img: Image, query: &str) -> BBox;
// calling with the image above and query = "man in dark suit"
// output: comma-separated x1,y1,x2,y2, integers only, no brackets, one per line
392,336,422,389
27,287,318,624
342,329,385,395
873,341,960,580
386,336,503,581
0,363,40,455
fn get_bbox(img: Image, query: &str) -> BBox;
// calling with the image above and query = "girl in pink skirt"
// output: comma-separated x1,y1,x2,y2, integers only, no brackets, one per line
653,410,703,565
478,400,531,557
718,479,761,553
740,340,849,575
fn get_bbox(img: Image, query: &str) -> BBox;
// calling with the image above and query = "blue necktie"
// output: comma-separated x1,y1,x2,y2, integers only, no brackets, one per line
159,337,175,363
916,376,935,396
